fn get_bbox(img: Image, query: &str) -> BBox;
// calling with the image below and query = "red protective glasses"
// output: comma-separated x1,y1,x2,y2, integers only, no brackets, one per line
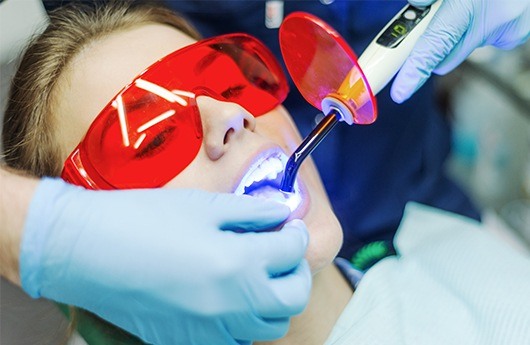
61,34,289,189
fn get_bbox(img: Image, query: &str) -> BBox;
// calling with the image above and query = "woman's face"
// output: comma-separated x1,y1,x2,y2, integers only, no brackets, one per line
53,24,342,273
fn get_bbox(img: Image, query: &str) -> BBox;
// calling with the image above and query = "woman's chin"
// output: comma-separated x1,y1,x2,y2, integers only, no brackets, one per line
304,201,343,274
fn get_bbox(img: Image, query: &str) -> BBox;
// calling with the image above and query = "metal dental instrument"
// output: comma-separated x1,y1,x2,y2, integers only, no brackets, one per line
278,1,442,193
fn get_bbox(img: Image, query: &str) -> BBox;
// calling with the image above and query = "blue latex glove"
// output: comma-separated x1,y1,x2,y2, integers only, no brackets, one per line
21,178,311,345
391,0,530,103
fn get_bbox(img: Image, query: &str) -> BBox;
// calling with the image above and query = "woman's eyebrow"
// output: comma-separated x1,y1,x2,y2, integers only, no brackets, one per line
195,50,222,74
194,41,248,75
98,92,157,145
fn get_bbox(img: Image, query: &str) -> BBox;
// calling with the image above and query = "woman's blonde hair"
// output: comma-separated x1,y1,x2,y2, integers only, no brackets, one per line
2,0,200,177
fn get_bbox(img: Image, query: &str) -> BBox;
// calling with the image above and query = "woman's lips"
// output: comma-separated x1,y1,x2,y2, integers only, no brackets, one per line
233,147,310,218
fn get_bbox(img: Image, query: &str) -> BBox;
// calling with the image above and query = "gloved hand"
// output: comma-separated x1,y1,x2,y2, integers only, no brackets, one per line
391,0,530,103
21,178,311,345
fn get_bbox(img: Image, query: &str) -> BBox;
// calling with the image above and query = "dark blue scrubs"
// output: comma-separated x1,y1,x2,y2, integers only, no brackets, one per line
164,0,480,267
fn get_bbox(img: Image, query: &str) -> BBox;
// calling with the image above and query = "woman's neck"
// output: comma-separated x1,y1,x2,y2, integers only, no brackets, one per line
256,264,354,345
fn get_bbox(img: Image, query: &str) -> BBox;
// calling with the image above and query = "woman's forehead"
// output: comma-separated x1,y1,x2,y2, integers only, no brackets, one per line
54,24,196,155
72,24,196,115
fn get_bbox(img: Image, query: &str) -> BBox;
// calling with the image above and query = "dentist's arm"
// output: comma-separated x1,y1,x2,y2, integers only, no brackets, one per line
0,167,311,345
0,167,39,285
391,0,530,103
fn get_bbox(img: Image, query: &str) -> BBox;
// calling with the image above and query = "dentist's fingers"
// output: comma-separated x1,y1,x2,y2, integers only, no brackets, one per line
206,192,291,231
434,3,530,74
225,313,290,342
253,219,310,275
259,259,312,318
223,220,310,325
391,0,469,103
432,31,478,75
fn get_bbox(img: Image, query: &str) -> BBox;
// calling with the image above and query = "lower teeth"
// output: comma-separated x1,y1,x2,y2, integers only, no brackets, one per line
248,185,301,211
248,185,287,201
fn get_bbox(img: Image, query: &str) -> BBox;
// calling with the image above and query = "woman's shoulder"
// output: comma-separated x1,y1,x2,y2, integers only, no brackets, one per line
326,203,530,344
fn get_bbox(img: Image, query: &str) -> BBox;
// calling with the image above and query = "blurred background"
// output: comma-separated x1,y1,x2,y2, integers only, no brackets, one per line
438,42,530,247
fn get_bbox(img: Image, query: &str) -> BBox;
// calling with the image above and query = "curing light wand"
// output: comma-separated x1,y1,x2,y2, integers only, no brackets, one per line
280,110,340,192
278,1,442,193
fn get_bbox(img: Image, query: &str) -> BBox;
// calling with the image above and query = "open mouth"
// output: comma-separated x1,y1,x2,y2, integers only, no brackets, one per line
234,150,302,211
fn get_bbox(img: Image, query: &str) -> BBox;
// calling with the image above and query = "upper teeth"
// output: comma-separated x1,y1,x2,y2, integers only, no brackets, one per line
244,158,283,187
234,153,287,195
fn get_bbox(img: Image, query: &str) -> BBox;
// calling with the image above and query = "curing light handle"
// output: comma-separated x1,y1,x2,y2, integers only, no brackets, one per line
280,1,442,193
322,1,442,120
280,110,340,193
357,1,442,96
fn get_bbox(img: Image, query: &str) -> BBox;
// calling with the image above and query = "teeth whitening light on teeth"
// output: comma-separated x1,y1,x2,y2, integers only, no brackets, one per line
278,1,442,193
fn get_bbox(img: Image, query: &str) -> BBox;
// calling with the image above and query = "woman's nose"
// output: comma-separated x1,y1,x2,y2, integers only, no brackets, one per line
197,96,256,161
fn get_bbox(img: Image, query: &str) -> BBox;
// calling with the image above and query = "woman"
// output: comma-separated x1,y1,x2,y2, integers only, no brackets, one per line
3,2,346,344
3,2,530,345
